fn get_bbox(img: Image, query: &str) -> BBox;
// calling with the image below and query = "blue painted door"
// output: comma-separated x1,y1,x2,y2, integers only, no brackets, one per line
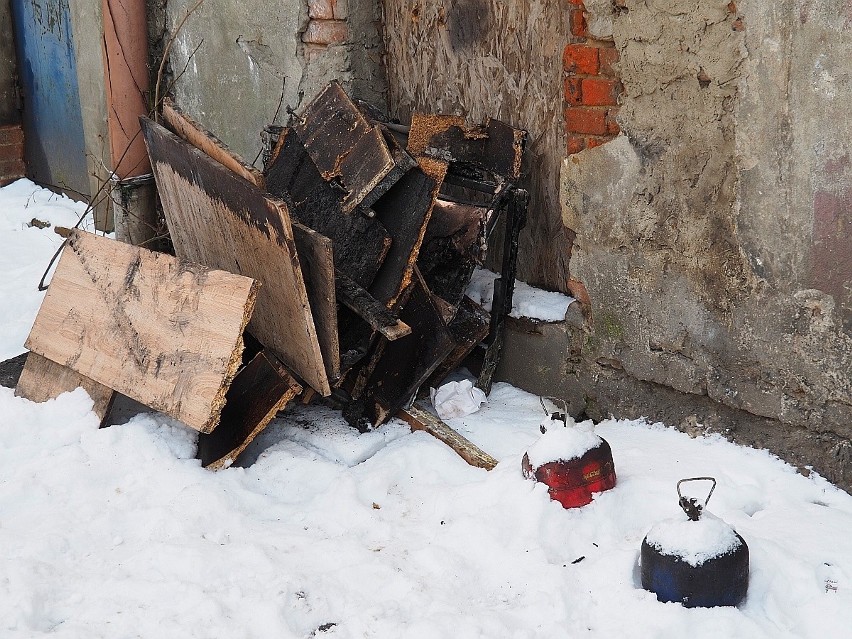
10,0,89,197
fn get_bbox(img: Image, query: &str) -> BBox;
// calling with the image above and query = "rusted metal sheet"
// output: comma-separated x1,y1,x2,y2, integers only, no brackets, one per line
292,82,410,213
407,113,526,181
265,128,392,290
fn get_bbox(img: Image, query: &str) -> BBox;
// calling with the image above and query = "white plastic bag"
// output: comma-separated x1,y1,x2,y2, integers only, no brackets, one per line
430,380,487,420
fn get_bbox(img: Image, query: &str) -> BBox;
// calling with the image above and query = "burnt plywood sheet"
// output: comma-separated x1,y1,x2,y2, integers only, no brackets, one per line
363,269,455,426
15,352,116,425
199,351,302,470
292,222,340,383
293,82,405,213
265,128,391,290
24,230,258,433
369,158,446,308
427,296,491,389
141,117,331,396
162,98,265,189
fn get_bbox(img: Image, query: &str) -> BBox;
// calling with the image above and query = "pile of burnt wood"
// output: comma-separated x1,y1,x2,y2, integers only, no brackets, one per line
15,82,527,470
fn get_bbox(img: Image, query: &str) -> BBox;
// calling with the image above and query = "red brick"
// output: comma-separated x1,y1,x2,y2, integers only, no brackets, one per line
570,8,587,38
563,44,599,75
566,135,586,155
565,107,607,135
0,143,23,163
581,78,621,106
302,20,348,45
606,109,621,135
0,158,26,184
564,77,583,106
598,47,619,77
308,0,334,19
587,137,604,149
0,125,23,147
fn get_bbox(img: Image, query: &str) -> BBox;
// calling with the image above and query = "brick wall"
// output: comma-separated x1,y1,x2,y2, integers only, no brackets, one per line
0,124,25,186
564,0,622,154
303,0,349,56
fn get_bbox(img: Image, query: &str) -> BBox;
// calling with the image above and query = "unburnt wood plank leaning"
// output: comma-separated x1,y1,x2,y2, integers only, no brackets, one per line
24,230,258,433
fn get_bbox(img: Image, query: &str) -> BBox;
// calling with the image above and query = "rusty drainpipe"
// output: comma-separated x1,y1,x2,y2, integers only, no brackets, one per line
102,0,157,246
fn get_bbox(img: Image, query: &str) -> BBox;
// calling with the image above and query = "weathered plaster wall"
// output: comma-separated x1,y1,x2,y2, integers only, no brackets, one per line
381,0,570,290
0,0,19,124
157,0,386,165
561,0,852,487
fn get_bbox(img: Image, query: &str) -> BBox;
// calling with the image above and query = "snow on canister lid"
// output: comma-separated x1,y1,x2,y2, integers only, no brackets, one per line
525,422,603,469
644,512,742,567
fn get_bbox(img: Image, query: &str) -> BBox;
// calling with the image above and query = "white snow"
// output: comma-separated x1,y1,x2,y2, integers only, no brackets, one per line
525,420,604,468
0,179,92,360
2,179,852,638
465,267,575,321
645,513,742,567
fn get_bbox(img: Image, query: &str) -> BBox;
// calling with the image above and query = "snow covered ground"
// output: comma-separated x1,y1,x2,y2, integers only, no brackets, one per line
1,179,851,638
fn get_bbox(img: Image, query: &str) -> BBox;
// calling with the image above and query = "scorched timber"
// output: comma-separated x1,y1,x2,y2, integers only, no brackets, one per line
140,117,331,396
24,230,258,433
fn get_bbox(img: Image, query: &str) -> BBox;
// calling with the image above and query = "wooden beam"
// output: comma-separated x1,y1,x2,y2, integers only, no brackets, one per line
15,352,116,426
141,117,331,396
398,404,497,470
25,230,258,433
198,351,302,470
161,98,265,189
335,272,411,341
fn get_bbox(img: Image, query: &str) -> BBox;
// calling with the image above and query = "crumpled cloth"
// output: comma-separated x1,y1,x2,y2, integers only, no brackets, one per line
430,379,487,420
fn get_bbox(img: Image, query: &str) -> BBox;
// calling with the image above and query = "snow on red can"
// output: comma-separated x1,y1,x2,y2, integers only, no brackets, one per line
522,399,617,509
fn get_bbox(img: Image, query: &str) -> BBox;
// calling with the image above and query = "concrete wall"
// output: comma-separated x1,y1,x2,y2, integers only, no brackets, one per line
0,0,19,124
155,0,386,166
561,0,852,488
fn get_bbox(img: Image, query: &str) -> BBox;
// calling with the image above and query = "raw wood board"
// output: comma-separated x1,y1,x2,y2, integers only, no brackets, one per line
199,351,302,470
265,128,392,290
25,230,257,433
162,98,265,189
399,404,497,470
141,117,331,396
292,222,340,382
15,352,116,425
293,81,399,213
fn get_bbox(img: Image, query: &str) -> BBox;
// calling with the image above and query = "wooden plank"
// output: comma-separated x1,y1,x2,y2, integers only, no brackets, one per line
198,351,302,470
407,113,526,181
427,296,491,389
418,198,489,307
369,157,446,308
141,117,331,396
362,269,456,426
25,230,258,433
15,352,116,426
265,128,392,290
336,272,411,341
398,404,497,470
161,98,265,189
292,222,340,383
293,82,404,213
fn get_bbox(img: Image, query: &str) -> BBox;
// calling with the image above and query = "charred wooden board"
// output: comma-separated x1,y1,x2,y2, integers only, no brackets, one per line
292,222,340,383
361,269,455,426
293,81,410,213
336,273,411,341
369,158,446,308
418,199,488,307
162,98,265,189
398,404,497,470
427,296,491,389
407,113,526,181
265,128,391,290
141,117,331,396
15,352,116,426
199,351,302,470
25,230,257,433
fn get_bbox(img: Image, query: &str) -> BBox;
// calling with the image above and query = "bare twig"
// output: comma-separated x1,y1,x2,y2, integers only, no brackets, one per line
154,0,205,123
